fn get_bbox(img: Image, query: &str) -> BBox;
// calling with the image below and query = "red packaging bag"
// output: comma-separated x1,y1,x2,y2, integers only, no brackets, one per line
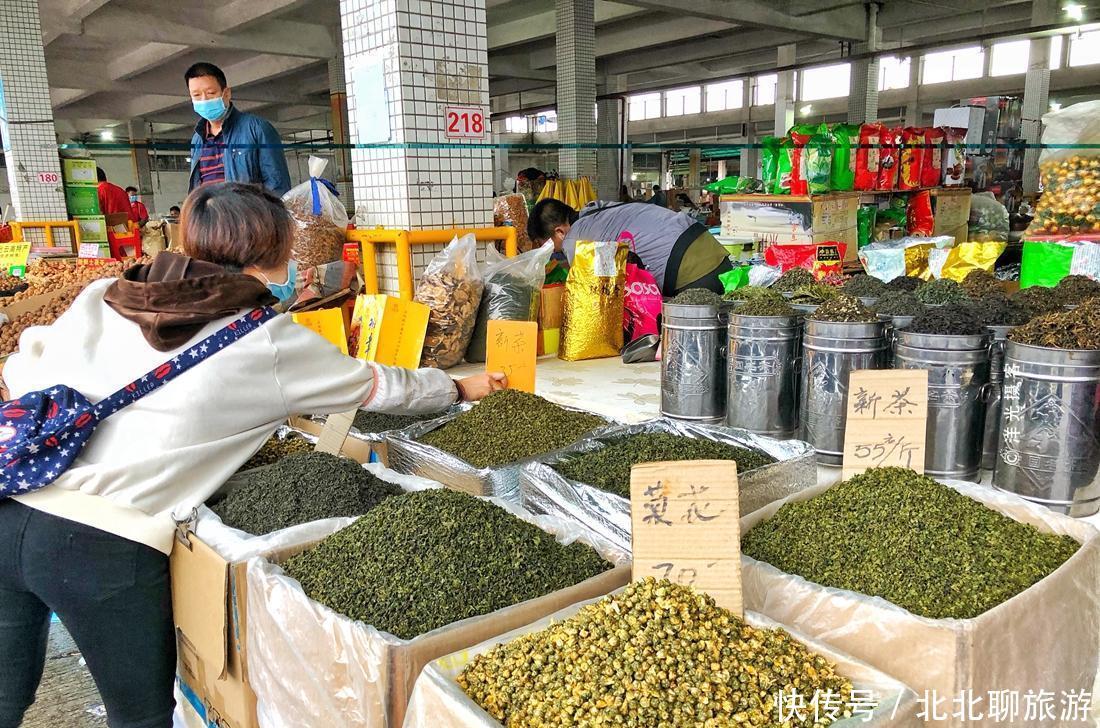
788,131,810,196
877,128,902,191
764,243,848,279
623,261,662,344
854,123,886,191
898,128,926,191
907,189,935,236
922,128,946,188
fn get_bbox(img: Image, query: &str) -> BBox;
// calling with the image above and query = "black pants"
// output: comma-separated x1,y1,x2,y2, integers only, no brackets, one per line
0,499,175,728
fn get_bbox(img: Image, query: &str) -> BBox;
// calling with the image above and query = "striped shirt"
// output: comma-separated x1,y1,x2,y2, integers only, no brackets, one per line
198,125,225,185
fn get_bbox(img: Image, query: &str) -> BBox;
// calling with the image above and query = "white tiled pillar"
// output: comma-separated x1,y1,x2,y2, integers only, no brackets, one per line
847,5,879,124
341,0,493,294
595,98,620,200
0,0,69,241
775,44,796,138
555,0,597,180
1022,0,1057,194
328,54,355,211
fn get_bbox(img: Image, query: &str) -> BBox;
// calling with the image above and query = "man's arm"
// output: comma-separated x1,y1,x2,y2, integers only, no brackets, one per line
257,118,292,196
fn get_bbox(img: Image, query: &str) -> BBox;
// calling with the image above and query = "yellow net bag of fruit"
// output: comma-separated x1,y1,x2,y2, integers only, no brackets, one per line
1027,101,1100,237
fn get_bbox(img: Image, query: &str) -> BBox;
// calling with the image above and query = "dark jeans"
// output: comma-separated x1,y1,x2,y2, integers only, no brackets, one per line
0,499,175,728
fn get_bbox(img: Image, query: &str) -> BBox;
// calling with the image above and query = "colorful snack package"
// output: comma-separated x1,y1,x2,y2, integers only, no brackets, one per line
922,128,946,188
760,136,782,192
830,124,860,191
805,130,834,195
764,243,847,279
898,128,926,191
855,123,886,191
941,127,967,187
907,190,935,236
788,127,812,196
876,128,902,191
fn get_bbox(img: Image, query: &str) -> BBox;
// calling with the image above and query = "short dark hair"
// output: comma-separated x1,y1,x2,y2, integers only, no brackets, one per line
125,186,137,194
184,62,227,90
527,199,578,244
96,167,107,182
180,182,292,269
170,205,181,215
652,184,661,191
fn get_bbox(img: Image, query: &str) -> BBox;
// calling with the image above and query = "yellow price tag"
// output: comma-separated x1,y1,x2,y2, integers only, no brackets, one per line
0,243,31,276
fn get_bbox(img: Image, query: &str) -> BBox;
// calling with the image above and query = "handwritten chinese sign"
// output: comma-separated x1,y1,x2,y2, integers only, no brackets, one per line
841,369,929,477
486,320,537,393
630,460,742,615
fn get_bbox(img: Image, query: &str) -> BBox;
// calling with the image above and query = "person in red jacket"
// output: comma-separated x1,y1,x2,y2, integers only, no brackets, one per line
96,168,137,223
125,186,149,227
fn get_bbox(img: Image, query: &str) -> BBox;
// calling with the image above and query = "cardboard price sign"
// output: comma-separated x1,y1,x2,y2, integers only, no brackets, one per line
485,320,537,393
842,369,929,477
0,243,30,276
292,308,348,355
630,460,743,615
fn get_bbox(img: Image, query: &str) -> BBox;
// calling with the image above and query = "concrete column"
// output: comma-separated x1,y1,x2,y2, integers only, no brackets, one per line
775,44,796,138
904,57,922,127
595,97,620,200
491,119,510,193
659,152,670,191
328,54,354,213
717,160,727,179
128,121,156,216
555,0,597,180
687,147,701,191
740,81,758,178
1022,0,1057,194
0,0,69,245
847,4,880,124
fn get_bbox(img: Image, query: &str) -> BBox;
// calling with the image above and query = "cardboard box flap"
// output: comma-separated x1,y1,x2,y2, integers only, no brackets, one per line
171,531,230,680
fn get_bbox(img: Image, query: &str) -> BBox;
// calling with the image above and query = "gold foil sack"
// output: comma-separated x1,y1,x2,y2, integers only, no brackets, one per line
902,243,936,280
939,241,1007,283
559,241,628,361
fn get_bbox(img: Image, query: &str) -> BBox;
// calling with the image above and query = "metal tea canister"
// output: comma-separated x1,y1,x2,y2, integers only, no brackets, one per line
981,324,1015,471
660,302,726,423
993,341,1100,517
893,330,992,480
726,312,802,438
799,319,888,465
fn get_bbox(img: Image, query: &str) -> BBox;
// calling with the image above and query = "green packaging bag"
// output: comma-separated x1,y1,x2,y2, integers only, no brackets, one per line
719,266,749,293
773,139,794,195
857,205,878,249
830,124,860,191
761,137,782,192
805,131,834,195
1020,241,1075,288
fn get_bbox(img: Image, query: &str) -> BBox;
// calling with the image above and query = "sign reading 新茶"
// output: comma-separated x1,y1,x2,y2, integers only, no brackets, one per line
0,243,30,276
292,308,348,355
841,369,929,477
630,460,743,615
485,320,537,393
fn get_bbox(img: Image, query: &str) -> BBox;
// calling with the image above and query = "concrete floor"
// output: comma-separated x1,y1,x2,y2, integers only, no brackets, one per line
22,620,107,728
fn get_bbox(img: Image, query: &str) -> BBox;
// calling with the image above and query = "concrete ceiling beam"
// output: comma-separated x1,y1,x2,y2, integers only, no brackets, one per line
616,0,867,41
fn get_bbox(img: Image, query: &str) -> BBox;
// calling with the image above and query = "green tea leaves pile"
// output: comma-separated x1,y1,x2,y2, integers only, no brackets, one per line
554,432,775,498
352,409,438,434
284,488,612,639
966,294,1030,327
735,296,796,316
872,291,924,317
741,467,1080,619
1009,298,1100,349
1011,285,1065,318
809,294,878,323
841,273,887,297
669,287,723,306
420,390,605,468
213,452,401,535
772,267,817,292
239,435,313,471
915,278,969,305
458,578,856,728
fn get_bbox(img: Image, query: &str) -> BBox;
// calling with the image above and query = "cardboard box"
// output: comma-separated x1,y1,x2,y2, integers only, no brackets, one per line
351,294,429,368
64,184,101,217
75,215,108,243
288,414,378,464
171,532,259,728
0,283,81,320
931,188,972,244
719,193,860,261
61,158,97,187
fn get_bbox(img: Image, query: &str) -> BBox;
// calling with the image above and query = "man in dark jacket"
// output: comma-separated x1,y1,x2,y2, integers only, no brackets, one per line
186,62,292,196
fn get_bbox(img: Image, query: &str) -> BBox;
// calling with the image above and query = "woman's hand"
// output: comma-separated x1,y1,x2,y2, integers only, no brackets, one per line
456,372,508,402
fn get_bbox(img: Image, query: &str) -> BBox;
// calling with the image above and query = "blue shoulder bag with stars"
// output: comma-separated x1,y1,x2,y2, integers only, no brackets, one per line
0,306,277,498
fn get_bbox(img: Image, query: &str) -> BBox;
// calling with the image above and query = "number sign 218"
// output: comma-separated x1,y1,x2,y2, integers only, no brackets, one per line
445,106,485,138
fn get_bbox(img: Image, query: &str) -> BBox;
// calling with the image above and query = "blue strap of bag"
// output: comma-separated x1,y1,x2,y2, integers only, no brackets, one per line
95,306,278,419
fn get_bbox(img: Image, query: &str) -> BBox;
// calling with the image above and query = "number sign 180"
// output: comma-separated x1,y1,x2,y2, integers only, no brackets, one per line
445,106,486,138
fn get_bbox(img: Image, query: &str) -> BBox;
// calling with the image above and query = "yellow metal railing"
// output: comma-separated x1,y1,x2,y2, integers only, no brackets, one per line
10,220,82,253
348,226,518,300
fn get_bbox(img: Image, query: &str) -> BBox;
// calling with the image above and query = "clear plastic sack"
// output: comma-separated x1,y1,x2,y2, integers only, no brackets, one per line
968,191,1010,242
465,241,553,363
415,234,483,369
282,156,349,267
1027,100,1100,237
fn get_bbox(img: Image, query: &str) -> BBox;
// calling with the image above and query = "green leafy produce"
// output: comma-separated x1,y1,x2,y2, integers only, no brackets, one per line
915,278,969,305
884,275,923,292
239,435,313,471
721,285,783,303
735,297,796,316
809,294,878,323
872,291,924,317
669,287,723,306
1009,298,1100,349
772,267,816,292
1055,274,1100,305
352,410,438,434
213,452,401,535
554,432,775,498
420,389,605,468
458,578,856,728
284,488,612,639
841,273,887,297
788,283,841,304
742,467,1080,620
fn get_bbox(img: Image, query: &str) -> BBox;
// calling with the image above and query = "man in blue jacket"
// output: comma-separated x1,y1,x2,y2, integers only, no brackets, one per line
186,62,292,196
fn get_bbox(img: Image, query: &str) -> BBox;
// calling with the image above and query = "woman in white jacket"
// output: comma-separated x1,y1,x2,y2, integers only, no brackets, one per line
0,182,504,728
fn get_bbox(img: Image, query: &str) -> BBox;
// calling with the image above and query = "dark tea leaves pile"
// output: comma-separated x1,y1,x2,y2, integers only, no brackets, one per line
1009,298,1100,349
669,288,723,306
352,409,439,434
284,488,612,639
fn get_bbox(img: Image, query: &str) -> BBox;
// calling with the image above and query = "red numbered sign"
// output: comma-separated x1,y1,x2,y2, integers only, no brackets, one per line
37,172,61,184
445,106,486,139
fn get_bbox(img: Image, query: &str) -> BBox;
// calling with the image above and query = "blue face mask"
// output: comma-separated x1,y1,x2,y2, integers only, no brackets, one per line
192,96,227,122
264,259,297,304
